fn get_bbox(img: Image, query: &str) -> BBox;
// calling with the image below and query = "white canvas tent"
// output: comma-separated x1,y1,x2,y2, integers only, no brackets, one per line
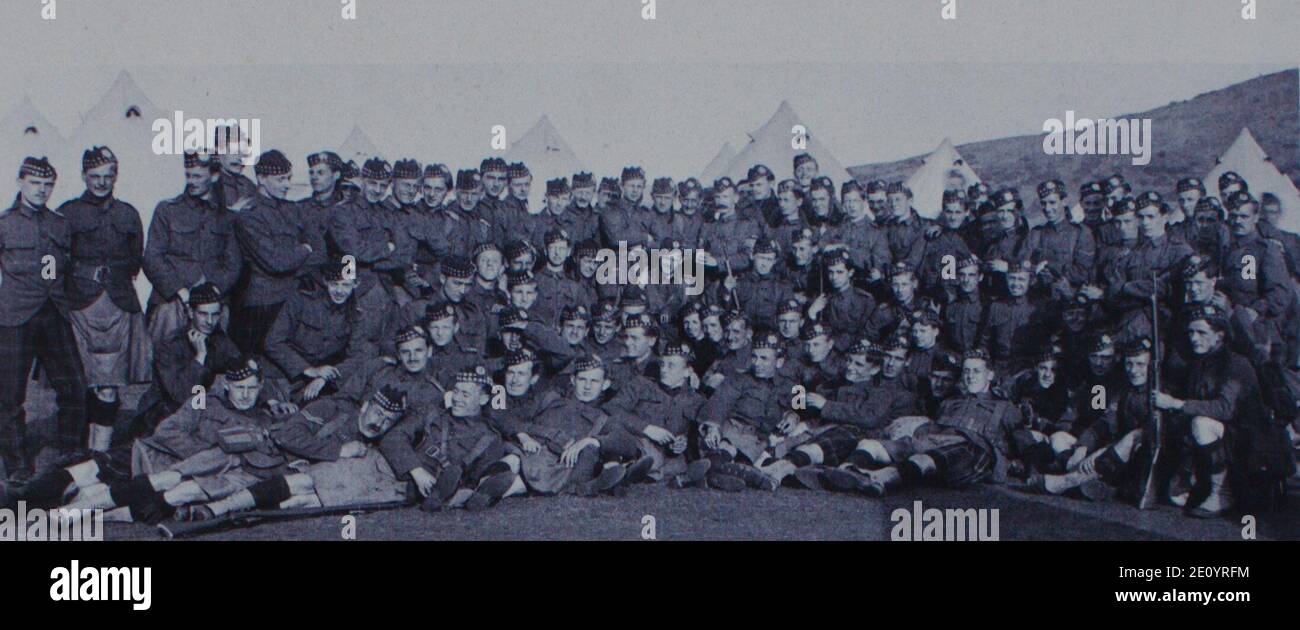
0,96,64,177
1206,127,1300,233
338,124,380,167
504,115,585,210
63,70,178,306
700,142,737,184
903,138,982,219
723,101,850,185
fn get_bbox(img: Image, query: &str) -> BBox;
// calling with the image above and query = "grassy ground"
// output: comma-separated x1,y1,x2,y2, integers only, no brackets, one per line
25,383,1299,541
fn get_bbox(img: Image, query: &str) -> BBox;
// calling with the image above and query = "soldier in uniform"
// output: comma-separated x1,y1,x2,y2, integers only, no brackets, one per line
597,177,621,211
477,157,509,218
919,189,975,303
60,146,148,452
1153,305,1265,517
980,259,1050,377
775,299,807,364
723,237,790,327
378,367,520,511
646,177,677,245
771,180,807,257
301,151,346,268
1167,177,1203,244
421,301,483,389
117,283,243,447
804,177,842,240
941,255,986,354
692,332,802,491
835,180,892,287
381,159,437,305
881,182,933,270
1219,191,1293,362
1027,179,1095,300
515,356,644,496
600,166,651,248
807,247,875,350
427,255,488,353
230,150,316,357
788,321,844,391
143,150,242,347
604,342,705,484
674,178,706,249
823,351,1024,496
1034,338,1155,501
739,165,781,229
0,157,87,471
701,310,752,392
792,153,820,192
589,299,625,364
1106,193,1193,343
1078,181,1118,247
432,170,495,261
535,229,584,328
865,262,923,342
168,383,416,522
264,261,371,403
212,125,258,211
701,176,766,279
329,158,404,331
334,324,443,424
21,360,274,523
565,172,600,245
760,339,916,489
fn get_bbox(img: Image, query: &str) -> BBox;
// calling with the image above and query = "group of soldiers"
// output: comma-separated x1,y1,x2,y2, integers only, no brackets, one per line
1,131,1297,529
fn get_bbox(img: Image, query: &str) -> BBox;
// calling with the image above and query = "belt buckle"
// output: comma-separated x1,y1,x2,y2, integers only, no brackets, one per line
93,265,108,283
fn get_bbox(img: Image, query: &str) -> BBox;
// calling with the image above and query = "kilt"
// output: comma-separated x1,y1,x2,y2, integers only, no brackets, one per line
717,418,769,463
521,444,600,495
799,425,872,466
0,301,87,449
636,435,688,481
308,449,406,506
69,292,151,388
877,418,992,488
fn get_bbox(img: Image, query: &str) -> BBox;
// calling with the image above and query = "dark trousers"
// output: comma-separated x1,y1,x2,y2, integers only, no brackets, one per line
0,301,88,450
229,302,284,358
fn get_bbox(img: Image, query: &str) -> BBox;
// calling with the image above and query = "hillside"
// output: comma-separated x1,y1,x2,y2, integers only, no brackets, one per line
849,69,1299,200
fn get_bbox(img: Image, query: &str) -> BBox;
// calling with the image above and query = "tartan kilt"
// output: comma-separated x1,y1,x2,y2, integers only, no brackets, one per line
69,292,151,387
636,435,688,481
521,449,575,495
917,432,993,488
718,419,769,463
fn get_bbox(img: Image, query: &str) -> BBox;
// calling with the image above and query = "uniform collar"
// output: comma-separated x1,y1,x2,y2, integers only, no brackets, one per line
78,190,114,207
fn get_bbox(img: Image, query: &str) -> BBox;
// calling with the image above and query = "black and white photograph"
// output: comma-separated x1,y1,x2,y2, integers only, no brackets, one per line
0,0,1294,615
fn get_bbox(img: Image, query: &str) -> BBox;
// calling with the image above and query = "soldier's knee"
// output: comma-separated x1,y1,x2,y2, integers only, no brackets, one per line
1114,429,1143,458
795,443,824,465
1049,431,1077,453
1189,417,1224,445
285,472,314,495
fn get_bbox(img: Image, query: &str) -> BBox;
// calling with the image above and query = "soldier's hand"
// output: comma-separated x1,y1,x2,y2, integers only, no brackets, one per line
703,425,721,450
410,467,436,497
705,372,726,390
1153,391,1183,411
686,370,701,390
268,400,299,417
808,294,828,318
723,274,737,291
339,441,367,458
644,425,675,445
517,433,541,454
303,377,327,401
188,329,208,359
307,365,341,381
177,287,191,304
923,224,942,241
560,439,595,467
1081,284,1104,300
805,393,827,409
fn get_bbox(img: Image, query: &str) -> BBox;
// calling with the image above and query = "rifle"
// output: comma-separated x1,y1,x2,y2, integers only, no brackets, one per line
157,497,415,539
1138,269,1163,509
724,258,740,309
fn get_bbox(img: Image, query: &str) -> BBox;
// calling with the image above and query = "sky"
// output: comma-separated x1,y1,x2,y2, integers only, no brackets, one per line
0,0,1295,181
